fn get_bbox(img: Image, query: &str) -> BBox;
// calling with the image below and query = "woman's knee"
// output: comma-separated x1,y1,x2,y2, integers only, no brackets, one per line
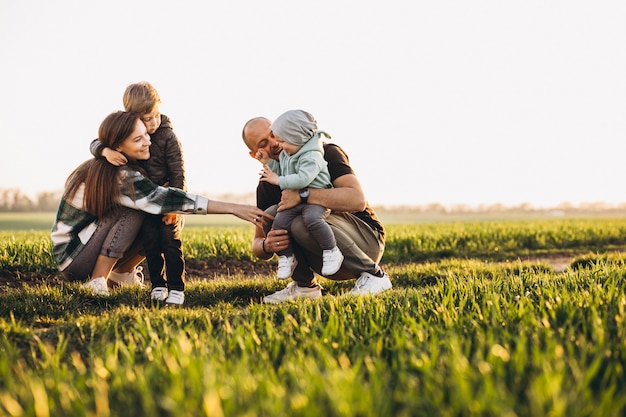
122,208,145,232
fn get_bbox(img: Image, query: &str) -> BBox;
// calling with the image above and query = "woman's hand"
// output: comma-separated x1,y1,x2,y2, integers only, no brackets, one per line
234,204,274,227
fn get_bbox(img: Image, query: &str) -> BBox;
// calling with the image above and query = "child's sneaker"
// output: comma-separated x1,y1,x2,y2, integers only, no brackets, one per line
166,290,185,306
151,287,168,301
321,246,344,276
82,277,110,296
276,255,298,279
109,266,145,287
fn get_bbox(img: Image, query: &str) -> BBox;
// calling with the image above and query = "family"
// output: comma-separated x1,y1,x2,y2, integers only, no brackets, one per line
50,82,392,305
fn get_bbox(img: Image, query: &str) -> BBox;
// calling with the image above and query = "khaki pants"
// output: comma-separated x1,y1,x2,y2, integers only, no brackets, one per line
265,205,384,285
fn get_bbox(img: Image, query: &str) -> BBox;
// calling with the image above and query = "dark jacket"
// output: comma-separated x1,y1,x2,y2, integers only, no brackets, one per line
90,114,186,190
142,115,186,190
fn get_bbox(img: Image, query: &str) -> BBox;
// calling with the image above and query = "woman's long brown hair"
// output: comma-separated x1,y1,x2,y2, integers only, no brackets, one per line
64,111,140,218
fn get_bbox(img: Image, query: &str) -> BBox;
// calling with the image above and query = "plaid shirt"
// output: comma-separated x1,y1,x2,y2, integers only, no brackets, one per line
51,166,208,271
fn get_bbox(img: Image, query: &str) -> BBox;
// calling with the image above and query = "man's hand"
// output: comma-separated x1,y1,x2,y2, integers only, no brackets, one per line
277,189,301,212
263,229,291,254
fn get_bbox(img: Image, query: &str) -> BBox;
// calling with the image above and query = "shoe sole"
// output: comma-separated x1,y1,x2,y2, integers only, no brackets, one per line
349,280,392,296
263,292,322,304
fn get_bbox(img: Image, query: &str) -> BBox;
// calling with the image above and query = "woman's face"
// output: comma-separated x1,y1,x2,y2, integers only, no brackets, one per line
117,119,151,160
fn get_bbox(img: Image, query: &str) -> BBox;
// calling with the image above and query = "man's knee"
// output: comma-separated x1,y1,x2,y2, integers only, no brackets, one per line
290,216,310,241
265,205,278,217
263,205,278,234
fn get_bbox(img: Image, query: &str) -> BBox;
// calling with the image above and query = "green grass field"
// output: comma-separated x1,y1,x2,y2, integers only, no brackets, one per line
1,212,626,416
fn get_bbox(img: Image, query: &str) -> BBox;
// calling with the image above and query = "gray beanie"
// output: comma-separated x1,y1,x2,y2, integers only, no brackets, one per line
270,110,317,146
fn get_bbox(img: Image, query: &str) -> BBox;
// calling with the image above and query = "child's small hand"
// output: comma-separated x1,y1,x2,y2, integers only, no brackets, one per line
259,164,279,186
162,213,179,225
255,149,270,165
102,148,128,166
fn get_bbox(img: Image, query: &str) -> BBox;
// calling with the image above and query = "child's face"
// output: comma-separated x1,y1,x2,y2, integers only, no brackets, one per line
141,104,161,135
275,136,300,156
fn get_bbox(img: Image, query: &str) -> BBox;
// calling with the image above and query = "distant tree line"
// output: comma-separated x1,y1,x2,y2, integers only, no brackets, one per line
2,187,625,214
0,189,256,213
0,189,62,212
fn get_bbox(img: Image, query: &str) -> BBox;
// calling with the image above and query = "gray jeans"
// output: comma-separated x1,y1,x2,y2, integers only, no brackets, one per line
265,205,384,285
271,203,335,257
62,208,145,282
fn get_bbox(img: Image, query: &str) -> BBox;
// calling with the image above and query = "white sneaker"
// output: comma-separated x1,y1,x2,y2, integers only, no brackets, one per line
82,277,110,296
166,290,185,306
109,266,145,287
263,281,323,304
349,272,392,296
276,255,298,279
151,287,168,301
321,246,344,276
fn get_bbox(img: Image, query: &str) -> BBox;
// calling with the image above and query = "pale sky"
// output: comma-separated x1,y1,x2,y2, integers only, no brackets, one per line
1,0,625,208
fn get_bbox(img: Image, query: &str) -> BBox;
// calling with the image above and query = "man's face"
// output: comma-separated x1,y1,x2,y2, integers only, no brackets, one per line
245,119,282,161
